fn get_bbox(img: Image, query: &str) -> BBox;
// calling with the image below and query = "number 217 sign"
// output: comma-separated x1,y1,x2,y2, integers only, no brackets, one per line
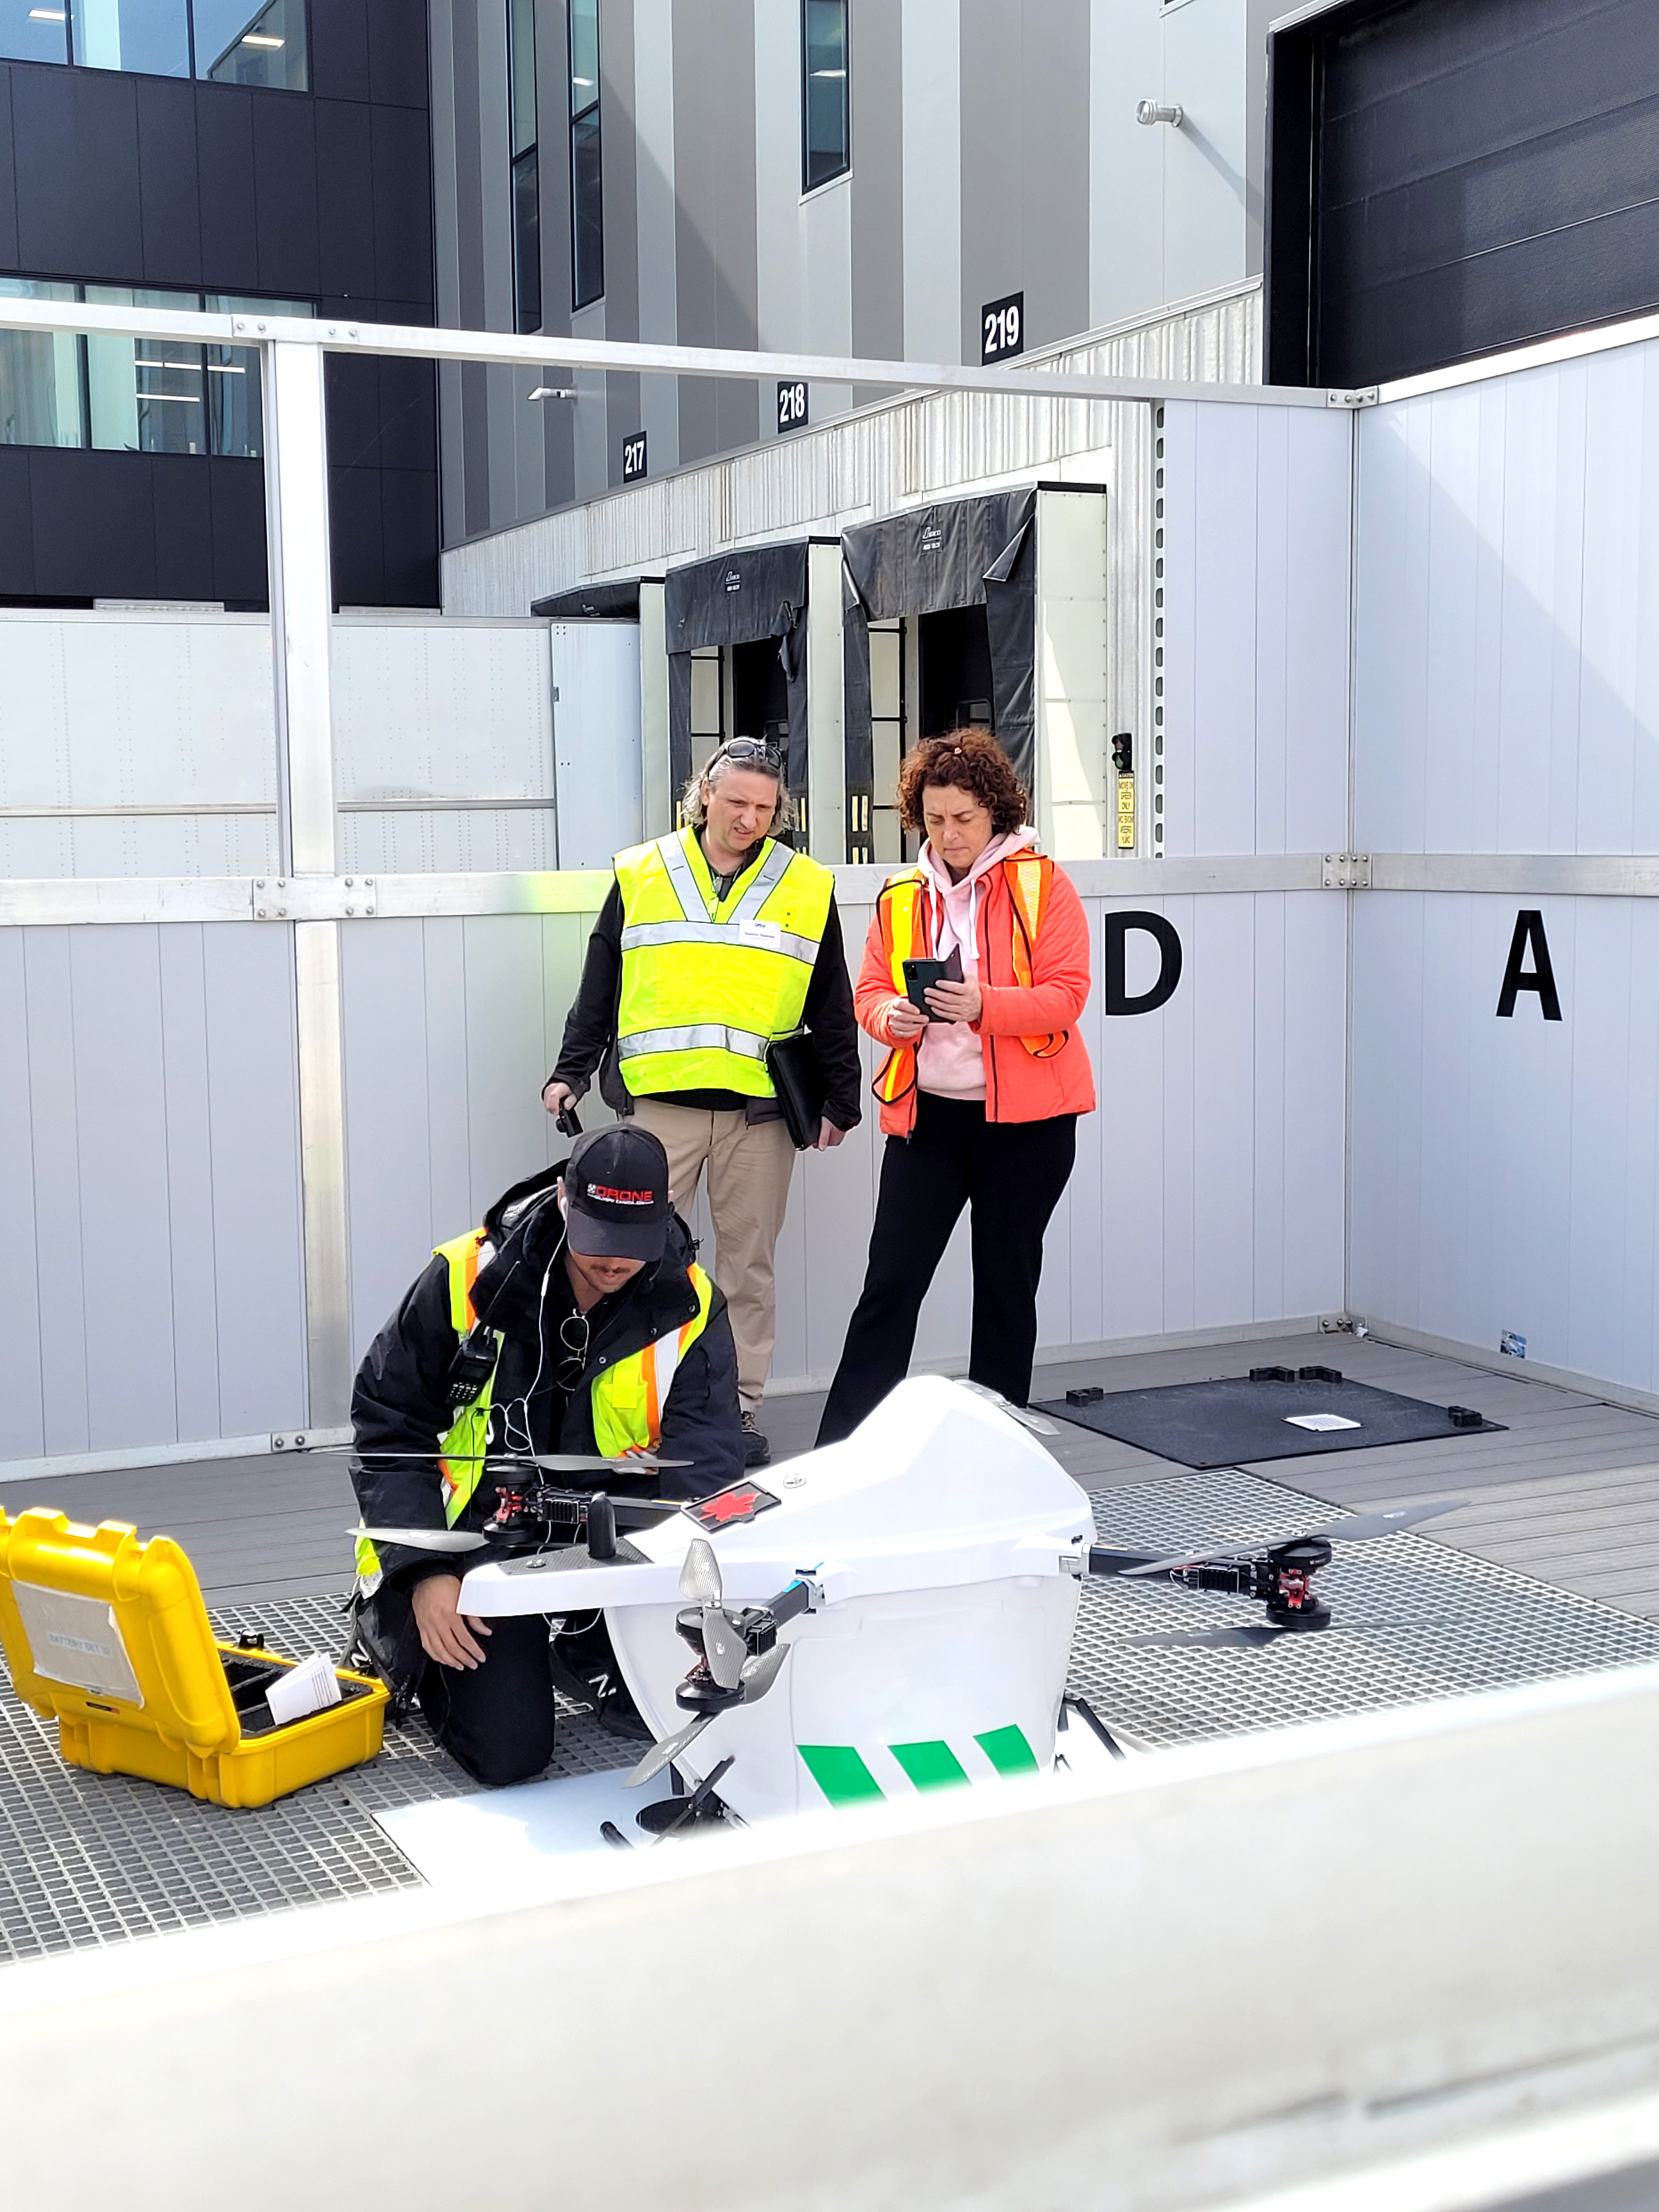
981,291,1024,365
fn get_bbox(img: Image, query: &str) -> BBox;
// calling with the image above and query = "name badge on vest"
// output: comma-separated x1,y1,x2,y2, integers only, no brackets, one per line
737,918,783,950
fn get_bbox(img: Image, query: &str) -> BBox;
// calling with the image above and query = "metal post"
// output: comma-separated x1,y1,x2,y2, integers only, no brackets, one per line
263,337,352,1427
637,578,673,836
805,540,847,864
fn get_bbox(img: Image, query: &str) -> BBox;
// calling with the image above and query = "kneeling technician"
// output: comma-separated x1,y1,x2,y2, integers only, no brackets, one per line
349,1125,743,1787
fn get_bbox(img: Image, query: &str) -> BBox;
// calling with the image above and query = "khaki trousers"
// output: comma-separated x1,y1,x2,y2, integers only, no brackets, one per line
629,1099,798,1415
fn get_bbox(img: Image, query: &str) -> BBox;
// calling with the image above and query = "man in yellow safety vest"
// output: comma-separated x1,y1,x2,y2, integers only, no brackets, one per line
543,738,862,1469
349,1125,742,1788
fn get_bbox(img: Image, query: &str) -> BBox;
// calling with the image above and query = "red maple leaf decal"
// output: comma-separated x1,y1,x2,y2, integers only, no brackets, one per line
687,1482,779,1529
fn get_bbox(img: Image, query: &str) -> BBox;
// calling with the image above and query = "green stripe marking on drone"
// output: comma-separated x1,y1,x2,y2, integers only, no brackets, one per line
798,1727,1040,1805
889,1739,970,1791
797,1745,886,1805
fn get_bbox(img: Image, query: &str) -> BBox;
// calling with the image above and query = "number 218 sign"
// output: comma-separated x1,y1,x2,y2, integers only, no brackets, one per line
981,291,1024,365
777,379,808,434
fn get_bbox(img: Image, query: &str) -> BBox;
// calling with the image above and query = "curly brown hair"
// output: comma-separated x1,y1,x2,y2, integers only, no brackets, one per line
896,729,1029,837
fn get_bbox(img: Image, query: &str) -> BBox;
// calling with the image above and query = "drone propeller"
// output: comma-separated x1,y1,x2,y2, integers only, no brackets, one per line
340,1447,690,1473
679,1537,747,1690
625,1640,793,1788
348,1525,489,1554
1122,1498,1464,1579
955,1379,1060,1438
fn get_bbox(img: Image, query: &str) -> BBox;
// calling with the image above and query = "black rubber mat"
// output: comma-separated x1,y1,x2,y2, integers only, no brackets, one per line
1035,1369,1505,1469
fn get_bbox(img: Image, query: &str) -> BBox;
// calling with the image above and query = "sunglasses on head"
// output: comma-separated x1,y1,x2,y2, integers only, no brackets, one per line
708,737,783,772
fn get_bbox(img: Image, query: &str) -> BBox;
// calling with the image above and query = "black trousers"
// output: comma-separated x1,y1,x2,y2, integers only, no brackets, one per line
416,1612,620,1789
816,1093,1077,1445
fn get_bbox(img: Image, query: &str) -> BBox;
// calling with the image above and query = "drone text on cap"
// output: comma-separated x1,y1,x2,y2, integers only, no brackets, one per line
562,1125,672,1262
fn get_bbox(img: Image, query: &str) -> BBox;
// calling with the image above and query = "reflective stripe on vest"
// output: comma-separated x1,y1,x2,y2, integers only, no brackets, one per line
614,830,834,1098
353,1229,499,1587
352,1240,717,1586
873,854,1067,1107
590,1263,716,1458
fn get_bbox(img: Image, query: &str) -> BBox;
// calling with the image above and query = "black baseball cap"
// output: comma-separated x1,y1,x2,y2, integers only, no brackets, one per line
562,1125,672,1261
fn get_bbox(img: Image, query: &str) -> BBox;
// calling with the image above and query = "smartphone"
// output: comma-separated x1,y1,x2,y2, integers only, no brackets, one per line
556,1104,583,1139
902,952,962,1019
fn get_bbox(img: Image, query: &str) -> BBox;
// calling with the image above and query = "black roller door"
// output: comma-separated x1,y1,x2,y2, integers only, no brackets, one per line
1267,0,1659,388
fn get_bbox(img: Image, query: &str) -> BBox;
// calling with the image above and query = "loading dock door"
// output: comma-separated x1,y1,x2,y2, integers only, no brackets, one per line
1267,0,1659,388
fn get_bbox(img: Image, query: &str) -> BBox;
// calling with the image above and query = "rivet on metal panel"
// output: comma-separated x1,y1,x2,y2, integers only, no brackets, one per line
365,906,375,916
257,908,267,918
1322,852,1373,890
345,905,355,916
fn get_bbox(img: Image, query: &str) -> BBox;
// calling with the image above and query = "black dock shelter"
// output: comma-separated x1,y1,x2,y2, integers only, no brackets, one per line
530,580,644,620
664,540,829,807
840,488,1039,820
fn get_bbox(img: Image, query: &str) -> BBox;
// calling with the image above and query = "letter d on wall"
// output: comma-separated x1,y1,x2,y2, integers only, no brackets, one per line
1104,911,1183,1015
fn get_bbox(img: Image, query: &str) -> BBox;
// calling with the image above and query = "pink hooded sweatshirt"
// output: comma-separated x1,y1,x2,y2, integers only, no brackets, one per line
915,828,1032,1102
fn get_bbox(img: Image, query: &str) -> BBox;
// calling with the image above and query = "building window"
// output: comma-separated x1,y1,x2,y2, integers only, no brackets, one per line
802,0,849,192
509,0,540,334
0,281,311,460
569,0,603,309
193,0,308,91
0,0,307,88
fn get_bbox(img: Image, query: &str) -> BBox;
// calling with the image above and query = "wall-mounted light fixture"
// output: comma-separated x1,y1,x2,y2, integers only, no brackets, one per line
1136,100,1184,127
528,386,576,401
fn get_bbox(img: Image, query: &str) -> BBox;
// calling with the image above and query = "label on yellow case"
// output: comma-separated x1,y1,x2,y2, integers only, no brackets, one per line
1116,774,1135,850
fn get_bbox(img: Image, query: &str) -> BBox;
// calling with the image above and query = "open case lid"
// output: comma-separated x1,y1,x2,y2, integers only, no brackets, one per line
0,1506,243,1756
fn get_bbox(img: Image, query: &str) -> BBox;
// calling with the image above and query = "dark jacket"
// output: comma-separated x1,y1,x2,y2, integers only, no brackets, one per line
350,1163,744,1606
550,868,864,1130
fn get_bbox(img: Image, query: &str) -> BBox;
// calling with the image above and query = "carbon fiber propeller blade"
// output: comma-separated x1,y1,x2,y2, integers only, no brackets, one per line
1124,1498,1465,1578
626,1713,713,1787
701,1605,747,1690
348,1525,489,1553
337,1447,689,1471
738,1642,790,1700
1307,1500,1464,1542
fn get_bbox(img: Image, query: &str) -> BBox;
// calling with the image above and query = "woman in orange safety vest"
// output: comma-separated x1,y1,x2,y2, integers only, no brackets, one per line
816,731,1095,1443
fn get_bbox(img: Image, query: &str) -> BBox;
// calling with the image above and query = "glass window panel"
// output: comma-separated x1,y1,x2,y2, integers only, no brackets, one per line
512,147,541,334
0,279,84,448
802,0,849,191
571,108,603,308
193,0,307,89
568,0,598,117
86,285,205,456
0,2,69,63
509,0,537,157
202,295,310,458
70,0,188,74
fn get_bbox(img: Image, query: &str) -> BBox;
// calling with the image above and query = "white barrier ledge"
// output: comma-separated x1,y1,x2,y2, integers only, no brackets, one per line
5,1663,1659,2210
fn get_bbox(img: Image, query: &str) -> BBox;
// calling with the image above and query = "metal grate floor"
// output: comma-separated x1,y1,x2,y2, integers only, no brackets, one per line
1070,1469,1659,1748
0,1593,631,1968
4,1477,1659,1968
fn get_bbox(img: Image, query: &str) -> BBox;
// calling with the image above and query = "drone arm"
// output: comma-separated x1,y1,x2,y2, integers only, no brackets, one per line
1086,1546,1163,1578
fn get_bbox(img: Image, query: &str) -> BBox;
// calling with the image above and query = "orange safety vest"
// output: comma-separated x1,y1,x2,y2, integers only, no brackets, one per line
872,854,1068,1107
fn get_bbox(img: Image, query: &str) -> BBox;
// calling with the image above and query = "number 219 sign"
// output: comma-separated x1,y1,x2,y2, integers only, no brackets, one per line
981,291,1024,365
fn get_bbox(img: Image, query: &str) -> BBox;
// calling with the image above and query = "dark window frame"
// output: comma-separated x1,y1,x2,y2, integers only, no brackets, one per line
800,0,850,195
569,0,603,310
507,0,541,334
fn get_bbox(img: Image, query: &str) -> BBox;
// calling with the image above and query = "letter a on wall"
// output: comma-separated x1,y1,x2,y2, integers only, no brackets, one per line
1496,910,1562,1021
1104,911,1183,1015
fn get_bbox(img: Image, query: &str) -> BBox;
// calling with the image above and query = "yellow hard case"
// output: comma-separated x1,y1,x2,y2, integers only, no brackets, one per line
0,1506,387,1808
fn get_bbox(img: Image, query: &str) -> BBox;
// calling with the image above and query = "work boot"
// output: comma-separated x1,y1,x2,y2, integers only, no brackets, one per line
741,1410,771,1468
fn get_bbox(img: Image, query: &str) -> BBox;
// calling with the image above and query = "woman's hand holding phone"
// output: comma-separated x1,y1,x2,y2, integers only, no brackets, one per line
925,979,982,1024
888,995,929,1040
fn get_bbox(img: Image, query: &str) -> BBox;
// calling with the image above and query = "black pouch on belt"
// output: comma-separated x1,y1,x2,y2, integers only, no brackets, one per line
765,1029,827,1149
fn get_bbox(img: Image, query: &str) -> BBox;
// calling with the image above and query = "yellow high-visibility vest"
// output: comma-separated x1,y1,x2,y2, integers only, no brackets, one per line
613,829,834,1098
353,1231,715,1587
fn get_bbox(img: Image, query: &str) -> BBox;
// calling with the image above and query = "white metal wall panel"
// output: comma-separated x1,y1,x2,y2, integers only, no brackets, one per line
550,621,644,866
0,612,276,879
338,911,605,1359
1160,399,1352,861
1,923,307,1458
1348,893,1659,1395
332,619,557,875
1356,341,1659,859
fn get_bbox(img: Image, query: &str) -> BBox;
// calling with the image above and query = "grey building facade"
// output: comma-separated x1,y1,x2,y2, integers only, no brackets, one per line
428,0,1279,551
